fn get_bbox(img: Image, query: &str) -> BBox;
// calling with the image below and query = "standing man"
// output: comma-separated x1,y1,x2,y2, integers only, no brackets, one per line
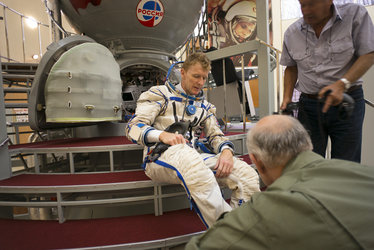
126,52,259,228
280,0,374,162
186,115,374,249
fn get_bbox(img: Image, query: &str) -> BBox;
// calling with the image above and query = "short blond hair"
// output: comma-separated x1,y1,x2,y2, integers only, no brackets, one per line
182,52,211,72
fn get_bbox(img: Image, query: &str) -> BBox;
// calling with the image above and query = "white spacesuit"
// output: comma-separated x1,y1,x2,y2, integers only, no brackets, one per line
126,81,259,227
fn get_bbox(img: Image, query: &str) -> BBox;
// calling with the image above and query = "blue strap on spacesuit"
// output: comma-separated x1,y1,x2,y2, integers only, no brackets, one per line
196,141,214,154
142,155,209,228
153,158,209,228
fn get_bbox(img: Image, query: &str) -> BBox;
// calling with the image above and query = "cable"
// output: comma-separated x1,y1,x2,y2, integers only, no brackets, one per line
165,61,183,81
43,0,68,37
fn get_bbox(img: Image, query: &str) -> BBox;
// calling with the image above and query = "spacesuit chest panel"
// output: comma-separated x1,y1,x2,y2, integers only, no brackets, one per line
153,94,207,134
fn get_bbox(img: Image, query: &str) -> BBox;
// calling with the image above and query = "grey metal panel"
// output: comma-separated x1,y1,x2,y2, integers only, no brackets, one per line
3,87,30,93
4,103,29,109
257,0,275,117
205,40,261,61
208,83,242,119
0,60,12,181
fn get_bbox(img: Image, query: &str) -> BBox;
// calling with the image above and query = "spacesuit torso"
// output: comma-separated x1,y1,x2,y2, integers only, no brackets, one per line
126,81,234,157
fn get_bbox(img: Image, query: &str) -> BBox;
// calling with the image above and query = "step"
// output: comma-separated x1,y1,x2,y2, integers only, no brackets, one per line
4,103,29,109
2,73,35,82
0,171,188,223
3,87,30,93
2,62,38,74
0,208,205,250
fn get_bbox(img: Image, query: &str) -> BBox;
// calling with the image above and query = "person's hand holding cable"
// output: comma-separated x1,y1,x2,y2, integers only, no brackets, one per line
318,79,345,113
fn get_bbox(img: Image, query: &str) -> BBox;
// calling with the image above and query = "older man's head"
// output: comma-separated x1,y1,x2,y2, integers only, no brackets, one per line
246,115,312,185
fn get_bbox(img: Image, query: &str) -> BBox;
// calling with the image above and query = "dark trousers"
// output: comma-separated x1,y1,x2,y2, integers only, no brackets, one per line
298,87,365,163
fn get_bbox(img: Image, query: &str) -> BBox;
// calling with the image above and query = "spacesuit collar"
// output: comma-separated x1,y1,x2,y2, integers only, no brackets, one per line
166,81,204,101
175,83,185,93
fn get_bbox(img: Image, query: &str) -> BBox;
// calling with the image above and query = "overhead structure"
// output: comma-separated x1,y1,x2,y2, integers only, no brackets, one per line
29,0,204,131
59,0,203,54
206,0,275,118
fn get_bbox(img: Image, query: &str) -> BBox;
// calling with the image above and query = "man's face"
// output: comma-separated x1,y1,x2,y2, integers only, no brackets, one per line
233,19,256,42
181,63,209,96
299,0,333,26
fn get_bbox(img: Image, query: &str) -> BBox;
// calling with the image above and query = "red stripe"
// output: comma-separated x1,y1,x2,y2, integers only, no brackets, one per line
0,171,150,186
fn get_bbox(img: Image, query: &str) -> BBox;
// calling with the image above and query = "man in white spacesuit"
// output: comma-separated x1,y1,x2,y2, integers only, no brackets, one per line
126,52,259,227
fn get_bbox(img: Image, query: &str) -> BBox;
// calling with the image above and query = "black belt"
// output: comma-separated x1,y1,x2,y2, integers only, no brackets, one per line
301,85,362,99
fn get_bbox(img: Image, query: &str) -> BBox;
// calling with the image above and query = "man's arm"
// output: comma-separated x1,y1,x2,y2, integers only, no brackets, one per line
186,201,265,249
319,52,374,112
214,148,234,178
201,104,235,177
280,65,298,111
126,87,166,146
159,131,188,145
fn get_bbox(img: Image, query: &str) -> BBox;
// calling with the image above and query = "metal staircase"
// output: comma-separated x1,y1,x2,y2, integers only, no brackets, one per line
2,62,37,144
1,62,39,172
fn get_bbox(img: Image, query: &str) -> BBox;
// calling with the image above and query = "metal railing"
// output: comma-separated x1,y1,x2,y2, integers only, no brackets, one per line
0,2,49,62
366,99,374,108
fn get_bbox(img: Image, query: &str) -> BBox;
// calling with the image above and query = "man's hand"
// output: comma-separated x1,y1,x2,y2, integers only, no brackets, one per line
214,149,234,178
281,66,298,112
318,80,345,113
159,131,188,146
280,98,292,112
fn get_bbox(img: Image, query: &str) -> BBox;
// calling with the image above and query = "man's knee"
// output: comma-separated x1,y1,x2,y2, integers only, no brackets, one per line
161,144,216,186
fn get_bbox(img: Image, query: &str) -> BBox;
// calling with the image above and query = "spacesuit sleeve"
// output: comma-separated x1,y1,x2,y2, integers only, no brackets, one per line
125,86,167,146
202,103,234,154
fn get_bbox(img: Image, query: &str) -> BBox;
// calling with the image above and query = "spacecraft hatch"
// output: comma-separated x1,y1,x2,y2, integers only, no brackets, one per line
29,0,204,131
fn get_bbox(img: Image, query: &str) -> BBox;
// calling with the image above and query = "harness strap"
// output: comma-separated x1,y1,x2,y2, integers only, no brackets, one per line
154,159,209,228
142,156,209,228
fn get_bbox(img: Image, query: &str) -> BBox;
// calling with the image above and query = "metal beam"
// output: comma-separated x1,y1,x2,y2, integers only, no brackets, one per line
257,0,275,117
205,2,275,119
0,60,11,181
205,40,260,61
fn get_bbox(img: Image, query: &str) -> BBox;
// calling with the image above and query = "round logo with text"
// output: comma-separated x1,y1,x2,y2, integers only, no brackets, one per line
136,0,164,27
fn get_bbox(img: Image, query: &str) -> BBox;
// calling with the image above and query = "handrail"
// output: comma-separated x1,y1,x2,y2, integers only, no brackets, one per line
42,0,69,38
0,1,49,62
0,2,49,27
0,137,10,148
365,99,374,108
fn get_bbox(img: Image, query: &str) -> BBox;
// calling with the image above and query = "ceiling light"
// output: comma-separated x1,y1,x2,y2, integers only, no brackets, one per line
25,17,38,29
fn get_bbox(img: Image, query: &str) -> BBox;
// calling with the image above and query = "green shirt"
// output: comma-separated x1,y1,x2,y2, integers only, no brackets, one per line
187,151,374,250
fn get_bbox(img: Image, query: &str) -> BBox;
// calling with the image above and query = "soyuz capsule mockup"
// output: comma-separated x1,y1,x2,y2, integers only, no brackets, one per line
29,0,204,131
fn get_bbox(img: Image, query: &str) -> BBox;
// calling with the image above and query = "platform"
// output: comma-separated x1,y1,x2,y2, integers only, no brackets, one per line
0,208,206,250
1,134,252,249
8,132,248,173
0,170,187,223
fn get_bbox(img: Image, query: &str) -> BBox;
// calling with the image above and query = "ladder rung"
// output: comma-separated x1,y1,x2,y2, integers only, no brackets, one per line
3,87,30,93
2,73,35,79
4,103,29,109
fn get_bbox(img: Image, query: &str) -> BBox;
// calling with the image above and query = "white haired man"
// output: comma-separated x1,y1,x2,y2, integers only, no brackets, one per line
187,115,374,249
